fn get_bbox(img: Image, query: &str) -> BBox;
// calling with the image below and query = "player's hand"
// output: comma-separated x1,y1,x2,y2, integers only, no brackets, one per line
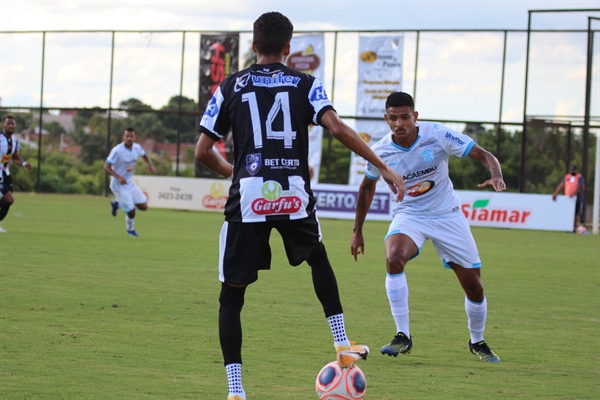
24,163,33,172
478,176,506,192
381,170,405,202
117,176,127,185
552,194,557,201
350,232,365,262
149,165,156,175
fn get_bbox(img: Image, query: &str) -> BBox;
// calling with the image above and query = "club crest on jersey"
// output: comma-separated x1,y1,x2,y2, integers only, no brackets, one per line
234,73,251,92
421,150,434,163
407,180,435,197
246,153,262,176
251,180,302,215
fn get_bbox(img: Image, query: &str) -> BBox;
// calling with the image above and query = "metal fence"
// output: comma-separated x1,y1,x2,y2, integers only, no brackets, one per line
1,8,599,220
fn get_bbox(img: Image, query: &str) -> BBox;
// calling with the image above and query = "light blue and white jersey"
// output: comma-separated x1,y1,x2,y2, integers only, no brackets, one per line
365,122,475,216
106,142,146,184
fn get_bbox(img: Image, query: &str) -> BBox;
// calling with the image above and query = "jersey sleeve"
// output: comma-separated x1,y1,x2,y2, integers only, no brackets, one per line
436,125,476,158
365,161,382,181
106,146,119,165
199,86,229,141
15,139,20,152
308,78,335,126
134,143,146,157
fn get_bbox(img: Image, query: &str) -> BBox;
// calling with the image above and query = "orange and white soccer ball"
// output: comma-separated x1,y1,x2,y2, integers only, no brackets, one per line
315,361,366,399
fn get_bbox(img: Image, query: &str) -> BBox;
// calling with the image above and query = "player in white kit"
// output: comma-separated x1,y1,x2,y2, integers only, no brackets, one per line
351,92,506,362
103,128,155,237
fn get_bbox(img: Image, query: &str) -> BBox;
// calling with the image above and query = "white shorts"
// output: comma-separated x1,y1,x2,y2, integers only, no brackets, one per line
385,211,481,269
110,180,147,213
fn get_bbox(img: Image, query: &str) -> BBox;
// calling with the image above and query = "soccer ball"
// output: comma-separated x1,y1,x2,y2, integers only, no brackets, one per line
315,361,367,399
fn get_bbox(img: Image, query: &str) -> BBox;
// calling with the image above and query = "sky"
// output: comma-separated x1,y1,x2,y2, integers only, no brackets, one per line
1,0,599,127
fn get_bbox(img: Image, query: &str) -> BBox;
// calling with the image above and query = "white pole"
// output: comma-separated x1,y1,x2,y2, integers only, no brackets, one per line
593,131,599,234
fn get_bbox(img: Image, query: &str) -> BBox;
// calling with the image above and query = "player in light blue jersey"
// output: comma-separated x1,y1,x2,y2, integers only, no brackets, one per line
350,92,506,362
103,128,155,237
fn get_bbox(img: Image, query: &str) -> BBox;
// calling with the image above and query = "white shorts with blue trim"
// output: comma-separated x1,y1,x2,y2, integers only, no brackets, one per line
110,180,147,213
385,211,481,269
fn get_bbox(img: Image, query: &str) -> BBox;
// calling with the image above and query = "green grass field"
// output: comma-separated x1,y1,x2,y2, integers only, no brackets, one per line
0,194,598,399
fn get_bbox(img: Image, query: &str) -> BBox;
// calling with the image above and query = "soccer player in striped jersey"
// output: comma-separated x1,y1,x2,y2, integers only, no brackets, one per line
0,115,33,233
351,92,505,363
103,128,155,237
195,12,405,400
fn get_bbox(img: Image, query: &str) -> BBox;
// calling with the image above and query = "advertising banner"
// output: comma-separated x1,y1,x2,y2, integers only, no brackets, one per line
287,34,325,184
136,175,576,232
350,35,403,185
197,34,239,178
135,176,230,212
456,191,575,231
312,183,393,221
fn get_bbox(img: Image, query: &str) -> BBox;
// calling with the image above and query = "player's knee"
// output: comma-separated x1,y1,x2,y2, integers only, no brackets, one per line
386,254,408,274
136,203,148,211
306,242,329,267
219,283,247,307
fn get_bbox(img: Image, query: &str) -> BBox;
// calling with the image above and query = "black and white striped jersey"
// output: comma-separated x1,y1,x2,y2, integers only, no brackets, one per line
199,62,334,223
0,133,19,176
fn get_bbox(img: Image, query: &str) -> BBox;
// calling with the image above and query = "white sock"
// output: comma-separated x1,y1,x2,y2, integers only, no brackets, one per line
465,296,487,343
386,273,410,337
226,363,245,399
328,314,350,348
126,216,134,231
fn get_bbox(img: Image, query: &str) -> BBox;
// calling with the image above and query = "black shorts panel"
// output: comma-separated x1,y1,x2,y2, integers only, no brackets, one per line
0,173,13,195
219,213,322,285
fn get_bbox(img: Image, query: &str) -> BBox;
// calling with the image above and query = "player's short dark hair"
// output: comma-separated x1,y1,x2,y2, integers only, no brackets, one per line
124,127,135,133
253,12,294,56
386,92,415,110
3,115,15,122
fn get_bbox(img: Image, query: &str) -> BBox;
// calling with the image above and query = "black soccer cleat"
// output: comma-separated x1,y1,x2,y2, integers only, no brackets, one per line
469,340,500,362
381,332,412,357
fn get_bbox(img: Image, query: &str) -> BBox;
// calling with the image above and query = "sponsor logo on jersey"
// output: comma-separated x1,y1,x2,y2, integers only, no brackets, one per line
252,72,301,88
251,180,302,215
407,180,435,197
462,199,532,225
421,150,434,163
234,72,251,92
204,96,219,117
246,153,262,176
418,138,436,147
403,166,437,181
265,158,300,169
309,83,329,102
1,154,11,163
445,132,465,145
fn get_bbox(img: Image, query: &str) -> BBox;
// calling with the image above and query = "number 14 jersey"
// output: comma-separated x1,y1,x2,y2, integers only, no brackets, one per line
199,63,334,223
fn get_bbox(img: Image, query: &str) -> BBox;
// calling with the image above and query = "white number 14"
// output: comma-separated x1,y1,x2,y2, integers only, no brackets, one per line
242,91,297,149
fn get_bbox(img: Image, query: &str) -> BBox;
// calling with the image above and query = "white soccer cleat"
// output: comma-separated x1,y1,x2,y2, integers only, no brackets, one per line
0,226,6,233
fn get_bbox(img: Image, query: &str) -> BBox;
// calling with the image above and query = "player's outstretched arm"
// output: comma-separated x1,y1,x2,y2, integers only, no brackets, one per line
350,177,377,261
195,134,233,178
12,150,33,172
321,110,405,201
142,155,156,175
468,144,506,192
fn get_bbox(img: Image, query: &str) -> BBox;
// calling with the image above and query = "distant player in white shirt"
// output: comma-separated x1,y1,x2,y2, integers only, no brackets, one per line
103,128,155,237
350,92,506,362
